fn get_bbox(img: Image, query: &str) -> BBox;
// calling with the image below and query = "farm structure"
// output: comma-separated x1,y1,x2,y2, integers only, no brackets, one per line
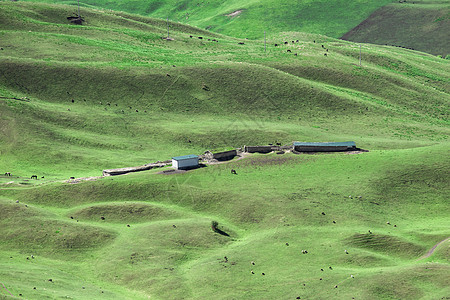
244,146,273,153
293,141,356,152
203,149,237,161
172,155,199,170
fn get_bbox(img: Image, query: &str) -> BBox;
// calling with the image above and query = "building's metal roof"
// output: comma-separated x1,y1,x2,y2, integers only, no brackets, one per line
293,141,356,147
172,154,199,161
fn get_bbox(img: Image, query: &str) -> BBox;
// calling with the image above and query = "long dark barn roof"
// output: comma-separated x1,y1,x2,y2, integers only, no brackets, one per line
293,141,356,147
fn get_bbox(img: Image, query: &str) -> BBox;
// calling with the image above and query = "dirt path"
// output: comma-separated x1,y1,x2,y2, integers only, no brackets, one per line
417,237,449,260
225,10,243,17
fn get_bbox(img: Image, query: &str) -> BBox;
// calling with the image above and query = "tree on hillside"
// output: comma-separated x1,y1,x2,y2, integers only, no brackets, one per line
67,0,85,25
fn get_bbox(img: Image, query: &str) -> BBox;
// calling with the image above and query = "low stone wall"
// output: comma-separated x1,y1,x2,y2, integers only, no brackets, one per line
213,149,237,161
103,162,170,176
244,146,274,153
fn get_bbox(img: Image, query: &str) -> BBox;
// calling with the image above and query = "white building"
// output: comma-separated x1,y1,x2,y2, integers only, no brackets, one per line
172,155,199,170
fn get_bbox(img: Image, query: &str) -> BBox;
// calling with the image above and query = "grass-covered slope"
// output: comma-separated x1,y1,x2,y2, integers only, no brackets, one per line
1,2,448,177
341,0,450,57
0,2,449,299
1,145,449,299
20,0,396,39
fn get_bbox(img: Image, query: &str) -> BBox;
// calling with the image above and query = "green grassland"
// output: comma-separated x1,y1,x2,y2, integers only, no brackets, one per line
342,0,450,57
0,2,449,299
19,0,397,39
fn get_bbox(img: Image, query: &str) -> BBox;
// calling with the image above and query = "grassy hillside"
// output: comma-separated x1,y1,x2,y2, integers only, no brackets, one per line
19,0,396,39
0,2,449,299
341,0,450,57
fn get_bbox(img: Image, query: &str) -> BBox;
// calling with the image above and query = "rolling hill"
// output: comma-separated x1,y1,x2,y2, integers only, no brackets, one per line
0,2,449,299
341,0,450,57
20,0,396,39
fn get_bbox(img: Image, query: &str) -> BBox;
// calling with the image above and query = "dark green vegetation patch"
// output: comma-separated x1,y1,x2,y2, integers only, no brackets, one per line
342,0,450,56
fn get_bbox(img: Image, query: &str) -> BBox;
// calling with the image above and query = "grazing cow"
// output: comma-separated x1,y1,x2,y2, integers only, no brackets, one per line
321,212,326,215
189,35,193,38
231,169,237,175
274,44,278,47
41,176,44,179
287,49,291,53
238,42,245,45
4,172,11,176
70,176,75,180
284,41,288,44
292,41,295,44
71,99,74,103
322,45,324,48
294,53,298,56
136,110,138,112
101,216,105,220
276,142,281,146
31,175,37,179
296,40,299,42
198,36,203,39
324,53,327,56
